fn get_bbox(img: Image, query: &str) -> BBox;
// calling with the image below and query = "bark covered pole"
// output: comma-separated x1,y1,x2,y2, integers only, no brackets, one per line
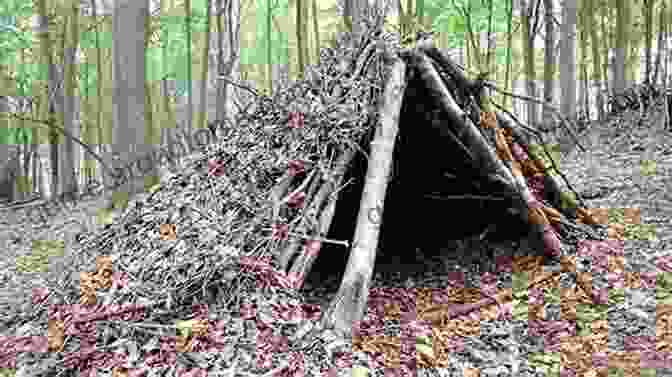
319,58,406,337
284,147,357,282
405,49,522,200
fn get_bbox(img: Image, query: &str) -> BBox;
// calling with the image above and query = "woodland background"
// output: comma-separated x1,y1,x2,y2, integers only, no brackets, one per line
0,0,670,206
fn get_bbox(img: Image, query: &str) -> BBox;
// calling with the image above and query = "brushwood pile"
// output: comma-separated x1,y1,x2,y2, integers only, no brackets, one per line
0,26,403,376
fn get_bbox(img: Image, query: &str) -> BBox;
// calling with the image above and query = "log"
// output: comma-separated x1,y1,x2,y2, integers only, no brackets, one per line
414,39,476,96
402,49,523,207
319,58,406,337
282,147,357,284
494,110,597,228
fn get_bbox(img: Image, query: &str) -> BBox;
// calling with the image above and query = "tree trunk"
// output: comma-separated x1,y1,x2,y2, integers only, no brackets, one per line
215,0,240,125
144,7,160,189
644,0,654,83
60,0,80,200
652,1,665,85
578,0,589,119
613,0,626,93
267,0,273,93
559,0,577,122
351,0,366,36
297,0,305,76
542,0,555,125
503,0,513,108
344,0,353,32
90,0,108,189
312,0,320,61
599,2,610,96
587,0,604,121
197,0,212,129
110,0,153,208
35,0,62,200
186,0,193,130
0,89,12,201
521,0,538,127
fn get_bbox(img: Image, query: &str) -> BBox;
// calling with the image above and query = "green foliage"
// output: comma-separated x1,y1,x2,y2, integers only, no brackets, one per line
15,239,63,273
558,190,578,213
511,272,529,320
608,287,625,307
639,159,657,176
0,126,32,146
656,272,672,305
527,143,561,176
576,302,607,336
238,0,289,66
528,352,561,377
429,0,509,49
606,208,657,241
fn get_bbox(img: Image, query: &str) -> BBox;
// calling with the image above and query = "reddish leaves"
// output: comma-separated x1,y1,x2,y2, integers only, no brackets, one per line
288,112,305,129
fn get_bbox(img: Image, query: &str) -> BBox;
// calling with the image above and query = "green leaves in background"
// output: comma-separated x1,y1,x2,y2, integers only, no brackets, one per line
639,159,657,176
0,0,34,64
15,239,64,273
528,352,561,377
239,0,289,66
656,272,672,305
0,126,32,146
606,208,657,241
429,0,509,54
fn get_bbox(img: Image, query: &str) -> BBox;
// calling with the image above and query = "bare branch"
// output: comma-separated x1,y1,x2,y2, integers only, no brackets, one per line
485,82,586,152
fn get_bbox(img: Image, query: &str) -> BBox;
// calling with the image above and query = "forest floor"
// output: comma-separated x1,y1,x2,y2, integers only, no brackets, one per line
1,104,672,377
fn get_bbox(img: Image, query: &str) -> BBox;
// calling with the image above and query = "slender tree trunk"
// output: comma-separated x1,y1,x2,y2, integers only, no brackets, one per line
111,0,153,207
352,0,366,36
90,0,107,189
145,2,160,188
485,0,494,72
652,1,665,85
267,0,273,93
614,0,626,93
344,0,353,32
161,0,177,150
197,0,212,129
297,0,304,76
186,0,193,130
579,0,589,119
216,0,225,122
587,0,604,120
521,0,537,127
600,2,610,96
542,0,555,125
215,0,239,126
503,0,513,108
644,0,654,83
35,0,62,199
560,0,577,121
60,0,80,200
18,51,32,200
312,0,320,61
0,72,11,201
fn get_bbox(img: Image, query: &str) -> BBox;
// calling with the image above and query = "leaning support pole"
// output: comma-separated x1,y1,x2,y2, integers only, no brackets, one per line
404,49,524,208
283,147,357,284
319,58,406,337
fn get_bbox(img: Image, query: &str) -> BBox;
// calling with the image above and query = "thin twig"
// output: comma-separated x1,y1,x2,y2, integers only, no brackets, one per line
217,75,261,97
484,82,586,152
